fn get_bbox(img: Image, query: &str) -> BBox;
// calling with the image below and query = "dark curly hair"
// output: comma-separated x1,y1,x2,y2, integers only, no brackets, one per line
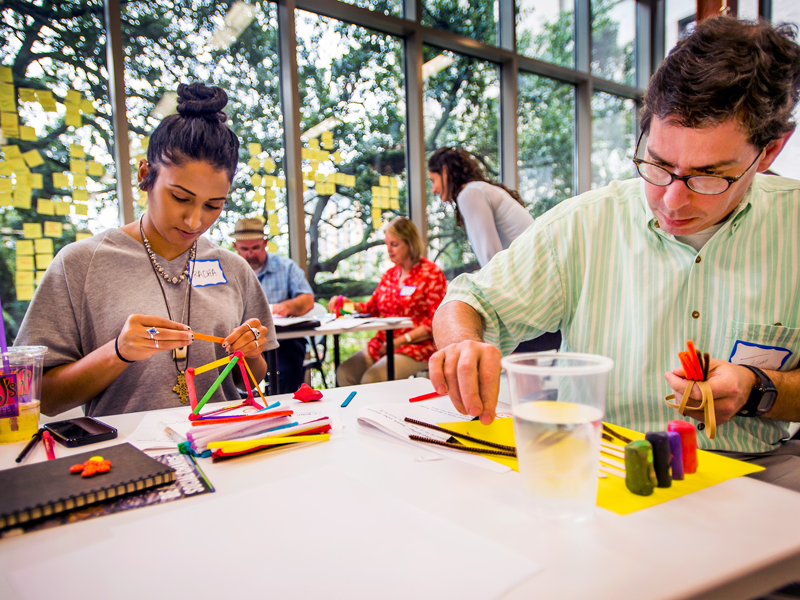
139,82,240,191
428,147,525,228
641,17,800,149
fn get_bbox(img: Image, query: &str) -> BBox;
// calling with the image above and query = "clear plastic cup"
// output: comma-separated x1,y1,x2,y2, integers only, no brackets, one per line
0,346,47,444
502,352,614,523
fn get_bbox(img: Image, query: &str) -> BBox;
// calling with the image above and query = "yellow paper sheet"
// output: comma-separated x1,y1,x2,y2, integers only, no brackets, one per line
54,201,71,216
19,126,36,142
72,189,89,202
0,161,10,176
69,144,86,159
70,159,86,173
43,221,62,237
73,203,88,216
72,173,87,188
15,271,34,286
76,232,93,242
1,191,13,206
22,222,42,239
0,178,10,192
248,143,262,155
439,419,765,516
262,158,276,173
87,161,103,177
34,237,53,254
0,67,12,83
15,286,34,301
15,255,34,270
80,99,95,114
267,241,277,253
13,188,31,209
37,198,54,215
2,145,21,158
18,88,37,103
30,173,43,189
35,254,53,270
247,157,260,171
22,149,44,168
65,114,82,127
16,240,34,255
35,271,45,285
52,172,69,188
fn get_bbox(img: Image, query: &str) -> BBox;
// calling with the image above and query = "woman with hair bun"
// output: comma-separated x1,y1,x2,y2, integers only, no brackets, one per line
428,147,534,267
16,83,278,417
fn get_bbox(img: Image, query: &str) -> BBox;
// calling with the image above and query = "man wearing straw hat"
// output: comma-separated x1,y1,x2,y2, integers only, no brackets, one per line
232,217,314,393
429,16,800,489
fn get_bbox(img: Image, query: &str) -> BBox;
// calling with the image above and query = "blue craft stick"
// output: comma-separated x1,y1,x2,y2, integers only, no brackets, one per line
341,391,357,407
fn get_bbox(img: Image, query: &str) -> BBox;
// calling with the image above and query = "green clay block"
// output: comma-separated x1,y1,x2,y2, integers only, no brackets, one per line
625,440,657,496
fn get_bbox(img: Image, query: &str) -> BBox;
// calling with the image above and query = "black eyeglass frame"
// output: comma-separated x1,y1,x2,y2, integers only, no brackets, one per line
631,131,766,196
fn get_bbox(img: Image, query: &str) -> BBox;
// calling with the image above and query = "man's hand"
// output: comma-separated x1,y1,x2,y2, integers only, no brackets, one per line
428,341,503,425
664,359,757,426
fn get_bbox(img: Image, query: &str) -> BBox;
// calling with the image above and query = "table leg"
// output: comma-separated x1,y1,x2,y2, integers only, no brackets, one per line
386,332,395,380
334,335,340,387
266,348,280,396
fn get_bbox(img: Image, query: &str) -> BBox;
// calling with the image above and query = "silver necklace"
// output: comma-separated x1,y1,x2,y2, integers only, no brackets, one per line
139,218,197,284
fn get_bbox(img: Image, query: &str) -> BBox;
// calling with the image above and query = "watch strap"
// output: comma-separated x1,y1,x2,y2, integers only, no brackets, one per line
737,364,775,417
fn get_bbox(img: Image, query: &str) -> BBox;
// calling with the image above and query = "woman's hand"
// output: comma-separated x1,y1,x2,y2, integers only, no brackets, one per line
116,314,193,363
223,318,270,359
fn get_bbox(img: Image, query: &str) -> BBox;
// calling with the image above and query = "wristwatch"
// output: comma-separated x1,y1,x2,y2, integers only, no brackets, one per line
737,364,778,417
404,333,412,344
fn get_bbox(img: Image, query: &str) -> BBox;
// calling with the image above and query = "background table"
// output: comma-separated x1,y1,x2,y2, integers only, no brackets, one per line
267,317,413,394
1,378,800,600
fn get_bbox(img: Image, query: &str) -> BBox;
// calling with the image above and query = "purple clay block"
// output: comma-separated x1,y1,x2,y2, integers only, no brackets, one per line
645,431,672,488
667,431,684,480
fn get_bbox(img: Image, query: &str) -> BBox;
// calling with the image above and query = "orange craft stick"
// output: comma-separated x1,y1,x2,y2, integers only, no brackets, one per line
686,341,704,379
193,332,225,344
678,351,699,381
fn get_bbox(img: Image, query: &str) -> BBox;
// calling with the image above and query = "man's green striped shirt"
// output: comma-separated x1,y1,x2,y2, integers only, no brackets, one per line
442,175,800,453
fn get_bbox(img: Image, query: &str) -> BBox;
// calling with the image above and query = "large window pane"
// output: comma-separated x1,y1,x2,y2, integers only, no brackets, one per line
517,0,575,68
1,0,116,341
591,92,635,188
122,2,285,251
296,11,406,298
770,2,800,180
592,0,636,85
339,0,402,17
424,47,499,277
518,73,575,217
665,0,695,52
423,1,498,46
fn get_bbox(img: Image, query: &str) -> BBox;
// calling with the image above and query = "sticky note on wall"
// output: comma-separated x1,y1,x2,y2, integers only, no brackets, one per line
35,254,53,270
15,255,34,270
34,238,53,254
22,223,42,238
16,240,34,255
22,149,44,168
43,221,62,237
15,286,34,301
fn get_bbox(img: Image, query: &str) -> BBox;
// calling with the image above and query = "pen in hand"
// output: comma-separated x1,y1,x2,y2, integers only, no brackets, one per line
41,430,57,460
15,428,43,464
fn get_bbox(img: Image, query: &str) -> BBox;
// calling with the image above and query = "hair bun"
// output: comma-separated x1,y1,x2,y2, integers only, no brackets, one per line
176,83,228,122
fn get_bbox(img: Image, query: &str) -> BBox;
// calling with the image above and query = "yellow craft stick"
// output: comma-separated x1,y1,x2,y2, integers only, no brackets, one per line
193,355,233,376
208,434,330,453
241,356,268,406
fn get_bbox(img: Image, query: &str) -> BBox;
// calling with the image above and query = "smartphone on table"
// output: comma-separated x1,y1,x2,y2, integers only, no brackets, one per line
43,417,118,447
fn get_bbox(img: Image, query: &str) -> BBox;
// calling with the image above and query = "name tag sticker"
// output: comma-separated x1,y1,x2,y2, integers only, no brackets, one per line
399,285,416,297
729,340,792,371
190,259,227,287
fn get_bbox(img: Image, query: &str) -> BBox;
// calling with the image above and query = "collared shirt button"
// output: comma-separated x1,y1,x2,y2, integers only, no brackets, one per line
775,322,782,326
695,256,701,263
692,310,700,319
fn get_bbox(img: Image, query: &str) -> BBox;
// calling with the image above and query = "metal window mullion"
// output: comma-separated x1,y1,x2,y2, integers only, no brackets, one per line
651,0,666,73
277,0,308,273
404,30,427,246
498,0,518,190
635,0,652,89
103,0,134,226
575,80,593,195
403,0,422,22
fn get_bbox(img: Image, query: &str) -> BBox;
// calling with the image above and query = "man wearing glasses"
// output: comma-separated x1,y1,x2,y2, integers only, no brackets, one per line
429,16,800,487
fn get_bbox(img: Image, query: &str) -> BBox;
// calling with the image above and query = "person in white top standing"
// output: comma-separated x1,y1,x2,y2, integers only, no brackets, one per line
428,147,534,267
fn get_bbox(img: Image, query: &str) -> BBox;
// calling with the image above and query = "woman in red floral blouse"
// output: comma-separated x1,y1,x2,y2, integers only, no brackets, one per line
334,217,447,385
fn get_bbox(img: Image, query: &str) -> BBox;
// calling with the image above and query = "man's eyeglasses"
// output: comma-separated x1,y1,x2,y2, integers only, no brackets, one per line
631,131,765,195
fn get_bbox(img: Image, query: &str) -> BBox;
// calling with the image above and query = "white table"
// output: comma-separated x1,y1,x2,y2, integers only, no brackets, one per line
267,317,414,394
1,378,800,600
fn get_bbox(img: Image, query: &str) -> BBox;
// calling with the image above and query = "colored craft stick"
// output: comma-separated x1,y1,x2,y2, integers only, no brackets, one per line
242,355,268,407
409,391,445,403
194,354,240,414
341,391,356,407
208,433,330,453
193,355,234,376
185,368,198,410
696,351,705,380
193,332,225,344
236,357,253,402
686,340,703,378
188,453,215,492
191,409,293,426
703,352,710,381
678,351,699,381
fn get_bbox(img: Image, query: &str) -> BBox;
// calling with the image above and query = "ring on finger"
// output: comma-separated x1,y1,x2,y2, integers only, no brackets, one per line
154,339,159,349
147,326,160,340
246,324,260,340
252,338,260,349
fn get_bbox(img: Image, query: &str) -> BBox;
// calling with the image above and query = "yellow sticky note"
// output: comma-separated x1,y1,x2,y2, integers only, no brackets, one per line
314,171,325,182
35,90,56,111
389,186,399,198
76,232,93,242
16,239,34,255
379,176,389,187
247,157,260,171
52,172,69,188
9,157,26,172
250,174,262,188
262,158,276,173
66,89,82,103
53,201,71,216
14,172,29,187
275,178,285,189
372,208,382,223
248,143,262,155
37,198,54,215
18,88,37,102
35,271,45,286
43,221,62,237
0,67,12,83
332,151,342,164
69,144,86,159
0,96,14,113
390,199,400,210
22,222,42,238
73,203,88,216
19,125,36,141
30,173,43,189
2,115,19,138
15,271,34,286
72,189,89,202
267,242,277,253
391,177,399,188
269,224,279,236
268,214,278,226
70,159,86,173
16,255,34,270
0,180,10,194
80,99,95,114
0,162,9,176
2,190,14,205
300,149,312,160
2,145,21,158
72,173,87,188
87,161,103,177
22,149,44,168
309,138,319,150
13,188,31,209
65,114,82,127
266,199,276,211
34,238,53,254
15,285,35,301
0,82,13,99
35,254,53,270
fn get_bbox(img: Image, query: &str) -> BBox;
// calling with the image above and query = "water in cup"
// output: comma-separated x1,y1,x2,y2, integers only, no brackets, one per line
514,401,603,523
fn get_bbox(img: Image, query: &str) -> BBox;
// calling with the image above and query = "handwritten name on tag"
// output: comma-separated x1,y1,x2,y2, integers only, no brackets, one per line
190,259,227,287
399,285,416,297
729,340,792,371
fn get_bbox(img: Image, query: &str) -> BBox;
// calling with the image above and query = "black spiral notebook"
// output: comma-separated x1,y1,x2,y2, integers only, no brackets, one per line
0,442,176,531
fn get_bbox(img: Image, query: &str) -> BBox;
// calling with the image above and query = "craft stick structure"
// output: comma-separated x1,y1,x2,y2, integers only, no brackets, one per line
664,340,716,439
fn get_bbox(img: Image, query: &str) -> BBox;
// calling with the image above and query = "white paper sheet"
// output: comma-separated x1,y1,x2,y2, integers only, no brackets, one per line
7,466,541,600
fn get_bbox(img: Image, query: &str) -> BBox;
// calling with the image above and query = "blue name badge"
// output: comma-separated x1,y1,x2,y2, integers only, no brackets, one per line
190,259,227,287
729,340,792,371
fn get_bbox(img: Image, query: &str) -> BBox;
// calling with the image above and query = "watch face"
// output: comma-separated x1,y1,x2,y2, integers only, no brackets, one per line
757,390,778,414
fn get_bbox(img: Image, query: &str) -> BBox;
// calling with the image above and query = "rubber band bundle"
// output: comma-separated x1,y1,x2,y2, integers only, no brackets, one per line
664,340,716,439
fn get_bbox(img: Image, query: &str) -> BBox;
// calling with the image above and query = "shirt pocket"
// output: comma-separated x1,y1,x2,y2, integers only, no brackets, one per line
725,321,800,371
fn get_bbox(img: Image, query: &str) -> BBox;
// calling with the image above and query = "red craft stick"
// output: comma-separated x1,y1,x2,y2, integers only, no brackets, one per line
409,391,446,403
678,352,699,381
686,341,704,380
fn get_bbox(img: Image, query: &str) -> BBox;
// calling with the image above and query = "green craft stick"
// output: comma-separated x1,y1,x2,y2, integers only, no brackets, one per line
625,440,657,496
194,354,240,414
